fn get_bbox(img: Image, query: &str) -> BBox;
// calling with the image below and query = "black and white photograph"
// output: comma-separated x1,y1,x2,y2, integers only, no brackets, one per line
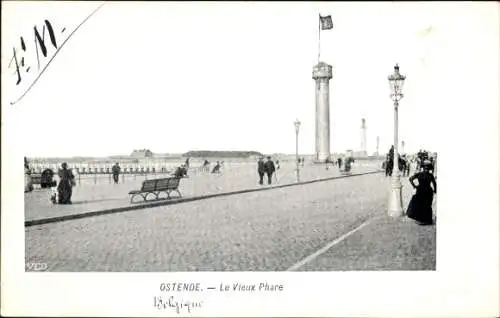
2,1,499,317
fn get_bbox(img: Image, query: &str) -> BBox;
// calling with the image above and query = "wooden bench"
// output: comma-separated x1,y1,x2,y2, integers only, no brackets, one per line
128,177,182,203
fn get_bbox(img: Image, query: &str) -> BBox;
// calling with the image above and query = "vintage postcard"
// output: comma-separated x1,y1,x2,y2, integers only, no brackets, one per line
2,1,499,317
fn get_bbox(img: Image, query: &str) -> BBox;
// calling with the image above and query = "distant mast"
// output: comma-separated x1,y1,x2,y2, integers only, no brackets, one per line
376,136,380,156
360,118,367,156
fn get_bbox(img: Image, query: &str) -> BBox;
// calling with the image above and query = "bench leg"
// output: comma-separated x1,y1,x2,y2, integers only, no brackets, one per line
175,190,182,198
129,194,138,204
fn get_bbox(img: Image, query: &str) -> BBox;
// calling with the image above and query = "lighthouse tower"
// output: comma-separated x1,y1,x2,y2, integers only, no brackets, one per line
312,62,333,162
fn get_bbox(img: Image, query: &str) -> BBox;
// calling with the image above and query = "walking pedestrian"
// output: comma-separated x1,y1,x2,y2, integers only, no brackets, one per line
211,161,221,174
202,159,210,173
112,162,121,184
257,157,265,185
344,157,353,173
406,160,437,225
264,156,276,185
55,162,75,204
385,154,393,177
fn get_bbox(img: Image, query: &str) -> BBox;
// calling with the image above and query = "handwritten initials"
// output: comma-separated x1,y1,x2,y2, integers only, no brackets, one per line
8,3,104,106
9,20,66,85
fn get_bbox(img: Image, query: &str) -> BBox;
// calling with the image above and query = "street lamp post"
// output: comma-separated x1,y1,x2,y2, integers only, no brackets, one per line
294,119,301,182
388,64,406,217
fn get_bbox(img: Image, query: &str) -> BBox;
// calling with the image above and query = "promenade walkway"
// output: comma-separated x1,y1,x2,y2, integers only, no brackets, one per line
26,169,436,272
25,161,381,224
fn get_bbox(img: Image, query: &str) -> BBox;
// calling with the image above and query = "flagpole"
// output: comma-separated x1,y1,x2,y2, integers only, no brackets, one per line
318,14,321,63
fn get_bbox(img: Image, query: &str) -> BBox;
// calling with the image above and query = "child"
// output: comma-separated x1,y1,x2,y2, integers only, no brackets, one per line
50,182,58,204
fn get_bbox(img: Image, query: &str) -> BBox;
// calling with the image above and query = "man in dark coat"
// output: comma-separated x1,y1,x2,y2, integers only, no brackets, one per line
112,162,121,184
385,154,393,177
257,157,265,185
264,156,276,185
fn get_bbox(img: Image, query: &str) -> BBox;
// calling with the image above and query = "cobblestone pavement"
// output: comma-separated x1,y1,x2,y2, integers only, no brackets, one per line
25,161,381,221
25,172,436,271
301,179,437,271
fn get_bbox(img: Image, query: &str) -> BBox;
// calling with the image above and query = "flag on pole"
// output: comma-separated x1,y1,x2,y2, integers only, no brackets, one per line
319,15,333,30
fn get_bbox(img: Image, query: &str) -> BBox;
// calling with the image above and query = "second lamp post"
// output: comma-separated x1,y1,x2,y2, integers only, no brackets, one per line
294,119,301,182
387,64,406,217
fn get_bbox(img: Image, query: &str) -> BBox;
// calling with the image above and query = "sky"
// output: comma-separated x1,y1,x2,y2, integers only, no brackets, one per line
2,1,499,157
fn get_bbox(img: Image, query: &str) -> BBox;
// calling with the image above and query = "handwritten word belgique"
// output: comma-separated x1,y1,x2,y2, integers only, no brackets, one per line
153,296,202,314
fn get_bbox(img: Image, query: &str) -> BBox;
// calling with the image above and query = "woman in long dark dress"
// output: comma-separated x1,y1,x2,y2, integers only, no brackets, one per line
406,160,437,225
57,162,75,204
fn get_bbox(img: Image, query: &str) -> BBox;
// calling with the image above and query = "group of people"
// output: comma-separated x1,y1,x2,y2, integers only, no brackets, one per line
24,158,74,204
174,164,189,178
173,158,225,178
415,149,436,174
257,156,277,185
324,156,354,172
383,146,411,177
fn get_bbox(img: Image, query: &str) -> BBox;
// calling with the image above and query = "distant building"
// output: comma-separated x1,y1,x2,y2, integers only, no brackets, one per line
130,149,154,157
182,150,263,158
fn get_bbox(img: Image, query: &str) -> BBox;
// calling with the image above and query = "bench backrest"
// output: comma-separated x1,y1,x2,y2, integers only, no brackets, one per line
155,177,180,191
141,179,157,192
140,178,180,192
